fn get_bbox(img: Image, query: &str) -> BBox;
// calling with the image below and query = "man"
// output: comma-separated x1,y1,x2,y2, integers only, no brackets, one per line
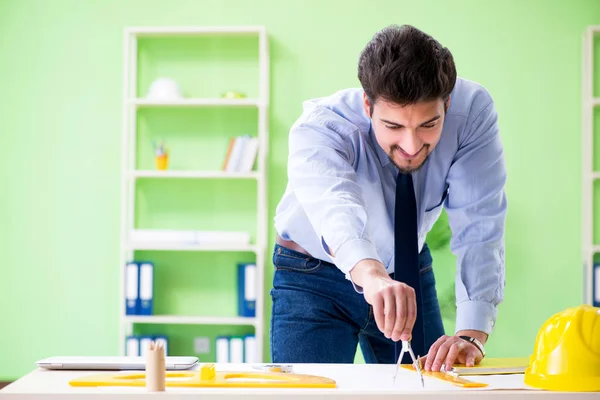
270,24,507,372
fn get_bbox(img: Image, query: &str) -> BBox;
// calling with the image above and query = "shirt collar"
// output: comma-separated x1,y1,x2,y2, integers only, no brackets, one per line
368,122,391,167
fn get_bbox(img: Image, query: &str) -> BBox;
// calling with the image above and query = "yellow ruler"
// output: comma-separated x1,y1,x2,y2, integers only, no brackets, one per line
401,365,488,388
70,363,337,389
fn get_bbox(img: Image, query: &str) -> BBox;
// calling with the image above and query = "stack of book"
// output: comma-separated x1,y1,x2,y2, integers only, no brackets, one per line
222,135,259,173
126,335,168,357
215,335,257,363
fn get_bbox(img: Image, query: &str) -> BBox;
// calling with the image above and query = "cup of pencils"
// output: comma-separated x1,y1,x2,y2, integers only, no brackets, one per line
153,141,168,170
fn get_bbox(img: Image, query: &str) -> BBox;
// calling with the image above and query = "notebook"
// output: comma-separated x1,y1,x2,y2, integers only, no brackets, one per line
36,356,198,371
450,357,530,375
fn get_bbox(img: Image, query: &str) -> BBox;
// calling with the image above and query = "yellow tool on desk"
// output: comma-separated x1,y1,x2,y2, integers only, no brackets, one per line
400,364,488,388
69,363,337,389
393,340,424,387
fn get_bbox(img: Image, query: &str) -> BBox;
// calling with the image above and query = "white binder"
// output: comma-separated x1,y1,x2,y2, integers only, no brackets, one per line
216,337,229,363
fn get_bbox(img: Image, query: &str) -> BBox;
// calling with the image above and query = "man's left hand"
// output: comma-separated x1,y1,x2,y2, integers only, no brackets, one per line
421,330,487,372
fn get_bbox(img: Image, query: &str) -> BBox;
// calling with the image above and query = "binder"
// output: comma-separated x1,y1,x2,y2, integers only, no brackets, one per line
216,336,229,363
139,262,154,315
229,336,244,363
125,262,139,315
126,336,140,357
139,336,153,357
154,336,168,355
237,263,257,317
244,334,257,363
594,262,600,307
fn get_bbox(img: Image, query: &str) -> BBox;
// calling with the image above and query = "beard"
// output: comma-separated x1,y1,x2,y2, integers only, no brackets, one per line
388,144,431,173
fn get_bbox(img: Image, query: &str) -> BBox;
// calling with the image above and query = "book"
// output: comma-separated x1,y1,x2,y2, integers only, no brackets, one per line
450,357,530,375
237,263,257,317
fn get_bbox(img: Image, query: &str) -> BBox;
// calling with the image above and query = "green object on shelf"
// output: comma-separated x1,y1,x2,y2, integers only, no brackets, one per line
221,91,247,99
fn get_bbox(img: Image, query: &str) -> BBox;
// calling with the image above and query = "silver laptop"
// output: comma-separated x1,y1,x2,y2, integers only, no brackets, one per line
35,356,199,370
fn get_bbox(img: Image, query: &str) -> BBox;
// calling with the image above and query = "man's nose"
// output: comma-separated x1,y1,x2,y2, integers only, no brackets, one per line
400,131,422,155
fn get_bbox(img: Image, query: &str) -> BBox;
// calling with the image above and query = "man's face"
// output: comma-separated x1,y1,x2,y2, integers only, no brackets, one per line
364,93,446,173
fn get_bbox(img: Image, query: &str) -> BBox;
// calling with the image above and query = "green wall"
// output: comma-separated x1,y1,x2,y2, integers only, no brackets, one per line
1,0,598,381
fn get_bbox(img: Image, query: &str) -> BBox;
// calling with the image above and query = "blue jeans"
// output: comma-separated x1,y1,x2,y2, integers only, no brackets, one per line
269,243,445,364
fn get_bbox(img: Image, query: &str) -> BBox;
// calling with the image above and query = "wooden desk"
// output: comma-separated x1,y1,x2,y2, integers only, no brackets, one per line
0,363,596,399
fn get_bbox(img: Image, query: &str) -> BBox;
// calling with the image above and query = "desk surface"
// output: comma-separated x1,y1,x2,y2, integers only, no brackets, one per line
0,363,595,399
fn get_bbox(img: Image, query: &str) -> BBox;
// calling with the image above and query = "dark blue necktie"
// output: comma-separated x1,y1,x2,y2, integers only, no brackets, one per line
394,171,425,364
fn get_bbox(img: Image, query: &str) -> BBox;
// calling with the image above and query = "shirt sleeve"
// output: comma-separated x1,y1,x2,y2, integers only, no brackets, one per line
287,104,382,281
445,95,507,335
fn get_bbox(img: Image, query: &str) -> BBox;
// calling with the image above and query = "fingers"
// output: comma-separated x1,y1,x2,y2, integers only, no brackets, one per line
425,336,482,372
463,346,480,367
466,353,476,367
443,340,466,371
364,279,417,342
431,336,454,372
383,288,396,339
391,283,416,342
372,294,385,333
401,285,416,341
424,335,446,371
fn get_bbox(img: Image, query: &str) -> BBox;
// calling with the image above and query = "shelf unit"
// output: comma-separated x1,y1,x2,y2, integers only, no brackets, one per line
582,26,599,306
120,26,269,361
124,316,257,326
130,170,259,179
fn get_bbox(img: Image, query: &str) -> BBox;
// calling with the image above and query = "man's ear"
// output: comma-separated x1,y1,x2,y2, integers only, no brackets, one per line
363,92,372,118
444,96,451,112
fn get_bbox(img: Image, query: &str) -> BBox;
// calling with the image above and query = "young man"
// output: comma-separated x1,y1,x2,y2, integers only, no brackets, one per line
270,24,507,372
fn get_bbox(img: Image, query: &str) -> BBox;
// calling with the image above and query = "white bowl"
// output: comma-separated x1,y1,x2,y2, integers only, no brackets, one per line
146,77,183,100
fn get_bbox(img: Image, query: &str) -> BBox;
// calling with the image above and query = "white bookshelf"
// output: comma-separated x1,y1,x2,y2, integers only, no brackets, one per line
130,98,261,108
128,242,259,252
120,26,269,361
130,170,259,179
124,316,258,326
582,26,599,306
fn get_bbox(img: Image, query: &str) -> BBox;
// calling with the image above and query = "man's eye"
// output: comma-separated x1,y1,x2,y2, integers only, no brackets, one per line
422,124,436,129
385,125,400,130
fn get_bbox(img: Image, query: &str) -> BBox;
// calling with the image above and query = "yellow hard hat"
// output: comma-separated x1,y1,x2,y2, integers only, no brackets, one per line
524,304,600,391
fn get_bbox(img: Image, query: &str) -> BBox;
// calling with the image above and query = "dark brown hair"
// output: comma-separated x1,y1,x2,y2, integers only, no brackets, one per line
358,24,456,108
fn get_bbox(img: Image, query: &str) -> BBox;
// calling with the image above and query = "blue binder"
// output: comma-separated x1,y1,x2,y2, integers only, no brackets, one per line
125,262,140,315
237,263,256,317
594,262,600,307
139,262,154,315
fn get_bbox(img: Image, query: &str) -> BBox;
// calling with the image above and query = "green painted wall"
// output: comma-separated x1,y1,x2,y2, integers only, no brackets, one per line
1,0,598,381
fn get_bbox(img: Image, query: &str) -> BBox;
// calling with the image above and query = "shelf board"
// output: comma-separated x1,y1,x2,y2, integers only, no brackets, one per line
593,98,600,106
131,170,259,179
594,245,600,253
125,315,257,326
128,242,258,252
127,26,265,37
129,98,261,108
593,172,600,180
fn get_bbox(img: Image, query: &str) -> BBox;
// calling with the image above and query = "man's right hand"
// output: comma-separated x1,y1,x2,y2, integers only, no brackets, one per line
350,259,417,342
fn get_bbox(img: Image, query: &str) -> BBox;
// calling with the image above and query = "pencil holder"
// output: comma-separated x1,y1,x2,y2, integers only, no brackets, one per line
155,154,168,170
145,341,166,392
